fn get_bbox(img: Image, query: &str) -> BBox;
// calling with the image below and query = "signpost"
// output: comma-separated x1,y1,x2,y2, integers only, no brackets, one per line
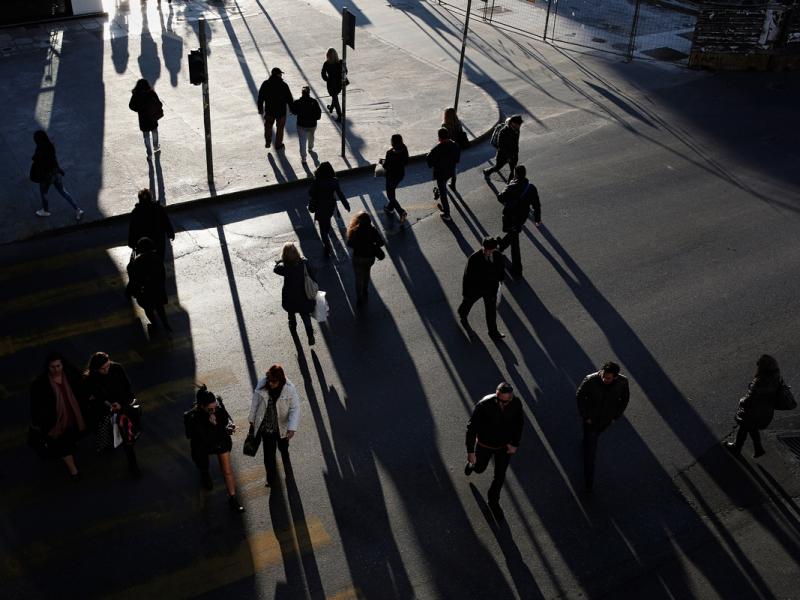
188,18,213,185
341,8,356,158
454,0,473,112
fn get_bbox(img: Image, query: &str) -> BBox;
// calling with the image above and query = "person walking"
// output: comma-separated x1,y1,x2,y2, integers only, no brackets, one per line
725,354,794,458
126,237,172,333
128,78,164,159
380,134,409,222
184,385,245,512
29,352,88,481
426,128,461,221
274,242,317,346
346,211,386,307
30,130,84,220
257,67,294,150
291,86,322,165
127,188,175,258
248,364,301,488
576,361,630,493
484,115,522,183
321,48,346,123
441,107,468,192
496,165,541,277
308,161,350,256
464,382,523,521
84,352,141,477
458,237,506,340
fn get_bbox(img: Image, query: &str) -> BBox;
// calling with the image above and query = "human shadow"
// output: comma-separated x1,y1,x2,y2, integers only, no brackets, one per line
158,0,183,87
138,6,162,84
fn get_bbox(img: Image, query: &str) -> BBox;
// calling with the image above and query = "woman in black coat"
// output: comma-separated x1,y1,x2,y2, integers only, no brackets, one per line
725,354,785,458
380,134,409,222
274,242,317,345
321,47,345,122
126,236,171,332
129,78,163,159
30,130,84,220
127,188,175,257
30,352,88,480
84,352,140,476
308,161,350,256
346,211,385,306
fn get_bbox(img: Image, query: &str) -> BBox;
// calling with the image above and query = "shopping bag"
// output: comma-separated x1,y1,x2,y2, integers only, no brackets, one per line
313,290,329,322
496,284,503,308
374,163,386,178
112,414,123,448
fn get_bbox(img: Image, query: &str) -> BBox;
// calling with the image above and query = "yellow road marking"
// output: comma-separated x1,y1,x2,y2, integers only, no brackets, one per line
0,245,115,282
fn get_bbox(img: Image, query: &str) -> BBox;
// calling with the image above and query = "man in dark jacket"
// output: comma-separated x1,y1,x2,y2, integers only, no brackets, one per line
128,188,175,258
426,127,461,221
257,67,294,150
576,361,630,492
458,237,506,340
484,114,522,182
465,382,524,520
496,165,541,277
291,86,322,164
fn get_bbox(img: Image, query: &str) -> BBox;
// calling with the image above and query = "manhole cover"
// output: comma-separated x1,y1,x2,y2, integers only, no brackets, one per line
641,46,689,61
778,435,800,460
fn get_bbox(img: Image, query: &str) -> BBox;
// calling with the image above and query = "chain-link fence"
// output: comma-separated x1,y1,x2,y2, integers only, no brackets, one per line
433,0,699,63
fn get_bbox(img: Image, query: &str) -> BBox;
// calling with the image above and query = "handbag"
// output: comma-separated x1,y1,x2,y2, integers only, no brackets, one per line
304,263,319,300
374,246,386,261
374,163,386,178
775,381,797,411
243,423,262,457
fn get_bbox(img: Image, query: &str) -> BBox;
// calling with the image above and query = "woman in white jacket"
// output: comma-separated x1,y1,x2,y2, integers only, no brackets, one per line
249,364,301,487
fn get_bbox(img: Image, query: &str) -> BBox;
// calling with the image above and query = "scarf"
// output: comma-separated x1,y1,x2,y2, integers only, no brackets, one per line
49,375,86,437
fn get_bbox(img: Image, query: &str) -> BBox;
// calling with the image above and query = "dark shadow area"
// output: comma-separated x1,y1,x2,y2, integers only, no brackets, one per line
158,0,183,87
138,7,162,84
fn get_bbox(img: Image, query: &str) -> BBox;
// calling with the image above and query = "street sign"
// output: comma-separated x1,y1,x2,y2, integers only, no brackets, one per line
343,8,356,50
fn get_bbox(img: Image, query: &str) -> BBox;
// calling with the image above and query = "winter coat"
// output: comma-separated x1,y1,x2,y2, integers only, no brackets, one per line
465,393,524,451
128,201,175,256
308,177,350,221
274,259,316,314
496,122,520,159
383,145,409,183
186,400,234,457
126,251,168,308
347,224,385,261
426,139,461,179
129,89,163,132
576,371,630,431
249,379,301,439
84,362,135,425
30,364,87,435
442,119,468,149
736,374,781,430
462,249,504,299
257,75,294,117
292,96,322,128
498,177,541,232
30,141,61,184
321,60,344,96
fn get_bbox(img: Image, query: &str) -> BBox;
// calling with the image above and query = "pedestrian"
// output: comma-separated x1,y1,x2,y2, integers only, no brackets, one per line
248,364,301,488
426,127,461,221
127,188,175,258
379,134,409,222
576,361,630,493
274,242,317,346
308,161,350,256
128,78,164,160
346,211,386,306
725,354,794,458
125,236,172,333
464,382,524,521
441,107,468,192
184,385,245,512
84,352,141,477
30,130,84,220
257,67,294,150
457,237,506,340
29,352,87,481
321,48,346,123
484,114,522,183
496,165,541,277
291,85,322,165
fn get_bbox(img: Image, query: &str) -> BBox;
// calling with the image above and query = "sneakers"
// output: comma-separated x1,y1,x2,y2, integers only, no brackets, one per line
384,205,394,215
489,331,506,340
440,213,452,222
75,208,84,221
35,209,51,217
433,186,440,200
399,211,407,223
483,168,492,180
327,104,333,113
228,495,245,513
464,462,474,476
153,145,161,154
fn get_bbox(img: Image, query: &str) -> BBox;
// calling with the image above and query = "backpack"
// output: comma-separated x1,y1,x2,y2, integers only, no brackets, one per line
490,122,505,148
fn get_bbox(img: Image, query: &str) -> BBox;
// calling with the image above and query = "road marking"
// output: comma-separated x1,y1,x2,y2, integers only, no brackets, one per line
0,245,119,282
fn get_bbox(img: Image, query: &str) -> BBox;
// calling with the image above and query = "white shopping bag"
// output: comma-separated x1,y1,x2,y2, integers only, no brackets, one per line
496,284,503,308
313,290,329,322
112,414,123,448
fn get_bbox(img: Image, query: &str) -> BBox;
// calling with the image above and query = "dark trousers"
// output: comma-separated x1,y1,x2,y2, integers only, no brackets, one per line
733,424,764,454
458,293,498,334
143,304,170,329
486,153,517,181
318,217,332,251
262,431,289,485
435,176,451,216
288,311,313,337
264,113,287,147
498,230,521,275
385,177,405,216
353,256,374,303
582,423,602,489
123,444,139,475
473,444,511,503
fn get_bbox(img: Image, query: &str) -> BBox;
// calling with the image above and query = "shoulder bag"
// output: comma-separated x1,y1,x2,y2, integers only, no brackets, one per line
304,263,319,300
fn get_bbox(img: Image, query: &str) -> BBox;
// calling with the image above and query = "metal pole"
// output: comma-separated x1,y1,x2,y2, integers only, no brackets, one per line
454,0,473,112
626,0,642,62
340,18,347,158
199,17,213,184
543,0,553,42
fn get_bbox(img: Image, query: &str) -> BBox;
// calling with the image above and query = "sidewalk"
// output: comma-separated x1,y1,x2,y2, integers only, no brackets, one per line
0,0,498,244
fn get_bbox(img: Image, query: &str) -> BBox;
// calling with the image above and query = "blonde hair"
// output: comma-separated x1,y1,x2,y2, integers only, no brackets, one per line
326,48,339,63
281,242,302,266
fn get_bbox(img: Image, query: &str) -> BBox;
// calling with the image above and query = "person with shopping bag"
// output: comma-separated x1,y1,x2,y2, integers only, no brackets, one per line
274,242,317,346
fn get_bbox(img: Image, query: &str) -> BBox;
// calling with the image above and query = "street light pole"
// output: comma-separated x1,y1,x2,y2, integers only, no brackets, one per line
199,17,213,184
454,0,473,112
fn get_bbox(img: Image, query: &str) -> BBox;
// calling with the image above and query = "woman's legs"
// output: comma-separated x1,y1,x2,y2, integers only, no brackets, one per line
38,182,50,212
353,257,373,304
152,128,160,152
300,312,314,345
62,454,78,476
51,173,79,210
330,94,341,118
217,452,237,496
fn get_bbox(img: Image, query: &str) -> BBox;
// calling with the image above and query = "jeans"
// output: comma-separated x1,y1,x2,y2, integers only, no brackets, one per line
458,293,498,334
39,172,78,211
582,423,601,489
385,176,405,216
296,125,316,160
473,444,511,504
435,176,451,216
733,424,764,454
262,430,289,485
142,129,160,156
263,114,287,147
498,230,521,274
353,256,375,303
318,217,332,252
288,311,313,337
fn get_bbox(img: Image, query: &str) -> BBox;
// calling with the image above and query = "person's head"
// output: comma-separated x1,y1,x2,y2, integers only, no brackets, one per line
390,133,404,150
137,188,155,204
136,237,155,254
132,78,151,93
508,114,523,130
482,236,498,257
326,47,339,63
513,165,527,180
437,127,450,142
301,85,310,98
443,107,458,127
87,351,111,376
347,211,371,240
262,364,287,390
281,242,301,266
33,130,51,147
496,382,513,404
44,351,65,378
270,67,283,79
314,161,335,180
600,361,621,384
196,385,218,413
755,354,780,379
